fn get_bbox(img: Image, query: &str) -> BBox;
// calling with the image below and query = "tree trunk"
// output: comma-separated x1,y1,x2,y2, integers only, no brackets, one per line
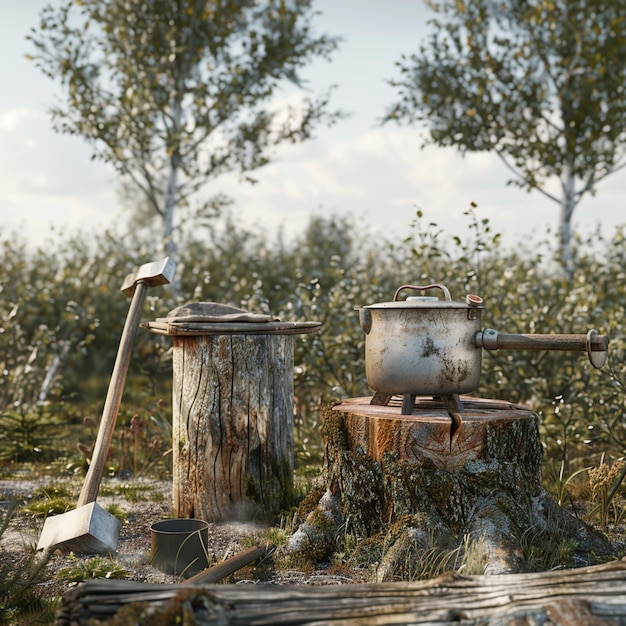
162,153,180,277
288,396,612,578
171,333,295,522
559,164,577,275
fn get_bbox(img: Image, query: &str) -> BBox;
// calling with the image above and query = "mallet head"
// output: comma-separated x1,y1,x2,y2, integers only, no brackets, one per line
121,256,176,297
37,502,121,554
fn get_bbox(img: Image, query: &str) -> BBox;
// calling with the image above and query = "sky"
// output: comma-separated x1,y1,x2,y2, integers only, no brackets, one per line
1,0,624,252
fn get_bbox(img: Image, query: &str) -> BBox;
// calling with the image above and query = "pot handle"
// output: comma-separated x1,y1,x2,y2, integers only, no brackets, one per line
393,284,452,302
476,328,609,369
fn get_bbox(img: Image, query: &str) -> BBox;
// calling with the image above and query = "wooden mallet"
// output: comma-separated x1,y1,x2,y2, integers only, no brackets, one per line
37,257,176,554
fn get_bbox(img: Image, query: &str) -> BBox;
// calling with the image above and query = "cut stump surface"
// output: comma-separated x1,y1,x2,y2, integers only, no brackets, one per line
338,395,539,472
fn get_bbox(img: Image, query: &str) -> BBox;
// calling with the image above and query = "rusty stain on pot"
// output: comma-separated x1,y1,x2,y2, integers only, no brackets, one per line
421,337,439,358
438,356,472,387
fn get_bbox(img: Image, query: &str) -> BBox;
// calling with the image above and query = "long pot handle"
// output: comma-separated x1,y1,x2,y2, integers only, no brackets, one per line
393,284,452,302
476,328,608,369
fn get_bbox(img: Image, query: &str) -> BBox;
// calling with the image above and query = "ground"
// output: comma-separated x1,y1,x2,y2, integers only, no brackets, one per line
2,470,625,623
0,473,366,613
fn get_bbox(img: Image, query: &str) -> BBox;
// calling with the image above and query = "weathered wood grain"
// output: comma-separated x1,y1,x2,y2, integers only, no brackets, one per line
172,334,295,522
141,320,321,335
56,557,626,625
338,396,538,471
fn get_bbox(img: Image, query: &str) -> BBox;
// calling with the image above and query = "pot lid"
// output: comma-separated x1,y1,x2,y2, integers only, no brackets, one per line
361,298,479,310
361,284,484,310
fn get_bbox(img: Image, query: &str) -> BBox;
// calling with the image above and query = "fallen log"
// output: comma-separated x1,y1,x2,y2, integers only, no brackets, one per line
56,560,626,626
184,542,276,585
54,542,275,625
56,557,626,625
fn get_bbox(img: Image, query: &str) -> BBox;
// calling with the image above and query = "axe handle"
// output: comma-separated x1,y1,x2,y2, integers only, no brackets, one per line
77,281,148,507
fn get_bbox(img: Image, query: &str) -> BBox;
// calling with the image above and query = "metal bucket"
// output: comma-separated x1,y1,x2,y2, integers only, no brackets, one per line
149,518,209,577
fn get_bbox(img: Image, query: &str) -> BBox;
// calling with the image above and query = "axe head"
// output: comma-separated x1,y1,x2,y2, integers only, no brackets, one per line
121,257,176,297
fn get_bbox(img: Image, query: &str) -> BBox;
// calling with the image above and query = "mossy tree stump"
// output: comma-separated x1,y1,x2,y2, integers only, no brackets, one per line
288,396,612,579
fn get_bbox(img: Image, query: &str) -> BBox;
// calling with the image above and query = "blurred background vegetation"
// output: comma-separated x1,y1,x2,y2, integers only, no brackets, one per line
1,206,624,499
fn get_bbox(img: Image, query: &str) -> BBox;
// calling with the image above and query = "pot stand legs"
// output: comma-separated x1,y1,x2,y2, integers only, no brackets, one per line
371,392,464,435
401,394,417,415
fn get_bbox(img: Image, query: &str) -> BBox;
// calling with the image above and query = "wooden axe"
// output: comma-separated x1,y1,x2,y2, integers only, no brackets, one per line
37,257,176,554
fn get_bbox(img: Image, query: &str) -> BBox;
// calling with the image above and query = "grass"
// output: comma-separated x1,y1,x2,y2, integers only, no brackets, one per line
55,554,131,584
519,522,579,571
375,531,489,582
0,501,58,624
99,482,160,503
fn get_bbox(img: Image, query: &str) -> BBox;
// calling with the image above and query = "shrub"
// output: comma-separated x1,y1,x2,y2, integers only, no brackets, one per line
1,208,624,482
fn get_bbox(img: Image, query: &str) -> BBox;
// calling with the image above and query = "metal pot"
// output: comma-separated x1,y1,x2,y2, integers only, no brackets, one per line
359,284,608,400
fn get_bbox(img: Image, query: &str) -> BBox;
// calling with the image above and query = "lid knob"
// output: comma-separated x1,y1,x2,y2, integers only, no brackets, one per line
466,294,483,307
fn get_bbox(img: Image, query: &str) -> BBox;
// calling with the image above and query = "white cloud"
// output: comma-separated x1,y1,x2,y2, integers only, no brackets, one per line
0,108,118,244
212,124,625,250
0,108,114,195
1,106,623,251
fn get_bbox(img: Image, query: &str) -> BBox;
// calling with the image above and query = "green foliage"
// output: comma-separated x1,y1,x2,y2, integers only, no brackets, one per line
27,0,343,257
21,483,76,518
105,503,129,522
1,207,625,510
386,0,626,268
0,406,65,463
55,553,130,584
0,230,175,465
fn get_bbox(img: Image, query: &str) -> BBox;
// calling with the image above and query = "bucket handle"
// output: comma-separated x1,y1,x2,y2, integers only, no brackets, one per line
393,284,452,302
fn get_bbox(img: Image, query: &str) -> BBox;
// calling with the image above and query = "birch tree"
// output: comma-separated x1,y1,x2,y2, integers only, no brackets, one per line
386,0,626,272
28,0,341,260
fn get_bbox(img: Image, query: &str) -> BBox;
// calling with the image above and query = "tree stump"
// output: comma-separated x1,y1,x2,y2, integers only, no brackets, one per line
171,333,297,522
288,395,612,578
144,306,320,522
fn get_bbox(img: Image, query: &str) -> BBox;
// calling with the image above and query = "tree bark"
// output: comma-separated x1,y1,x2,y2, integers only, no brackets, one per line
58,558,626,625
288,396,612,578
559,163,577,275
171,334,295,522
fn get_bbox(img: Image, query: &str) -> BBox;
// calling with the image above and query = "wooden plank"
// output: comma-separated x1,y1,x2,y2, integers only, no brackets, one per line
141,320,322,336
